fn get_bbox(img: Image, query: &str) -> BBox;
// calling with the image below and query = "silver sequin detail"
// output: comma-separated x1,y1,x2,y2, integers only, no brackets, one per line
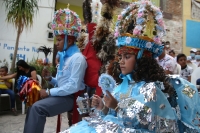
140,82,156,102
182,84,196,98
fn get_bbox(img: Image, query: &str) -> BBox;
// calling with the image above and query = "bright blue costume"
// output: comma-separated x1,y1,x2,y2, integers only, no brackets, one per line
61,74,200,133
60,1,200,132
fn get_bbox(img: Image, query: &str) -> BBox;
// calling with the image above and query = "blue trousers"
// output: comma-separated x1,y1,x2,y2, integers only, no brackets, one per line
23,95,74,133
0,89,15,108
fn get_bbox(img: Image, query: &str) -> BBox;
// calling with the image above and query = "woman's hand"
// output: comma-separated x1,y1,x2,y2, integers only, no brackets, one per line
91,95,104,110
103,91,118,110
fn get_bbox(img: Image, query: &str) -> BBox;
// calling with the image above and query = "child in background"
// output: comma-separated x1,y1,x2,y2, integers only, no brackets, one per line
169,49,176,58
177,53,193,82
0,66,17,115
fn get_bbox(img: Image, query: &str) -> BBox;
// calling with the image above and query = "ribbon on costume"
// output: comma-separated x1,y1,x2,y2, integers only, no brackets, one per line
114,73,133,93
58,35,80,76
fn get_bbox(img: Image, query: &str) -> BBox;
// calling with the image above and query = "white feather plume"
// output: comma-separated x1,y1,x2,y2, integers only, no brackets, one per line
91,0,102,24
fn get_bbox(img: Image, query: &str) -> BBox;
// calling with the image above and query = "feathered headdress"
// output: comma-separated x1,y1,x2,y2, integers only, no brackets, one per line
80,0,120,96
91,0,102,24
77,26,89,52
83,0,92,24
92,0,120,74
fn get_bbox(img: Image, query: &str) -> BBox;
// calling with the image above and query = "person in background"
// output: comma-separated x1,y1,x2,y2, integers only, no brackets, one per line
195,50,200,91
164,41,171,54
195,50,200,67
169,49,176,58
0,60,37,84
177,53,193,82
187,48,197,64
0,66,17,115
196,50,200,55
158,44,176,74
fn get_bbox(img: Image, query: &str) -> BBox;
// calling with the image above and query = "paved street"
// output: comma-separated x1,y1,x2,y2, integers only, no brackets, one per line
0,111,69,133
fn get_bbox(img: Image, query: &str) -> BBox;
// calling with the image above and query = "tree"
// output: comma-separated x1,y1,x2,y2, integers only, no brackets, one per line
3,0,39,72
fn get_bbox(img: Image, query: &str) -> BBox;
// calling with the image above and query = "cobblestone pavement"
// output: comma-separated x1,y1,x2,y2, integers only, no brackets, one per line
0,111,69,133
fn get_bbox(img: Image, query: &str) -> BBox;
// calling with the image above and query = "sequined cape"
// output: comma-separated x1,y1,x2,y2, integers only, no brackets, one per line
61,77,200,133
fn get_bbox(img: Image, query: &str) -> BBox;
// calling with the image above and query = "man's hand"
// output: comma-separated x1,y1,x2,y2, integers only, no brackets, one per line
40,89,49,99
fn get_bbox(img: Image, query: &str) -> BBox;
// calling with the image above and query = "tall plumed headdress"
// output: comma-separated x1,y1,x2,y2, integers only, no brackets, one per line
83,0,92,24
92,0,120,74
78,0,102,51
91,0,102,24
51,7,81,76
51,7,81,37
79,0,120,96
115,0,165,58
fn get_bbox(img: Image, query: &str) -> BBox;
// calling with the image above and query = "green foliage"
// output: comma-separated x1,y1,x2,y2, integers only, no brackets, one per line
3,0,39,72
3,0,39,29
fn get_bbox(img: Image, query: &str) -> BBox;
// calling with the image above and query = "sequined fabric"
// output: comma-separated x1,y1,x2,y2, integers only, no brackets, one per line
182,84,196,98
139,83,156,102
60,78,200,133
61,82,181,133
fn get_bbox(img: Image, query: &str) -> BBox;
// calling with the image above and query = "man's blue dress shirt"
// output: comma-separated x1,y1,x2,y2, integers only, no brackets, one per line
49,53,87,96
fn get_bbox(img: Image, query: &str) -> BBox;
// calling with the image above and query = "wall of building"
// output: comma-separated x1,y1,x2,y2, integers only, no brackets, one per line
183,0,200,56
161,0,183,55
0,0,55,70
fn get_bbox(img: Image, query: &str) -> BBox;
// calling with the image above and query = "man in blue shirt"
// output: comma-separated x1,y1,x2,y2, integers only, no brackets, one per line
23,8,87,133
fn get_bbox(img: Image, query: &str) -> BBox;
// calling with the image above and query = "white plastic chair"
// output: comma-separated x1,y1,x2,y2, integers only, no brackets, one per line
191,67,200,86
37,74,42,85
187,62,197,72
0,79,17,111
22,74,42,114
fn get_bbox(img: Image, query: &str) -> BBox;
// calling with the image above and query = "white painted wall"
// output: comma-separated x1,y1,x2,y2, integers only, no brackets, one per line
0,0,55,70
